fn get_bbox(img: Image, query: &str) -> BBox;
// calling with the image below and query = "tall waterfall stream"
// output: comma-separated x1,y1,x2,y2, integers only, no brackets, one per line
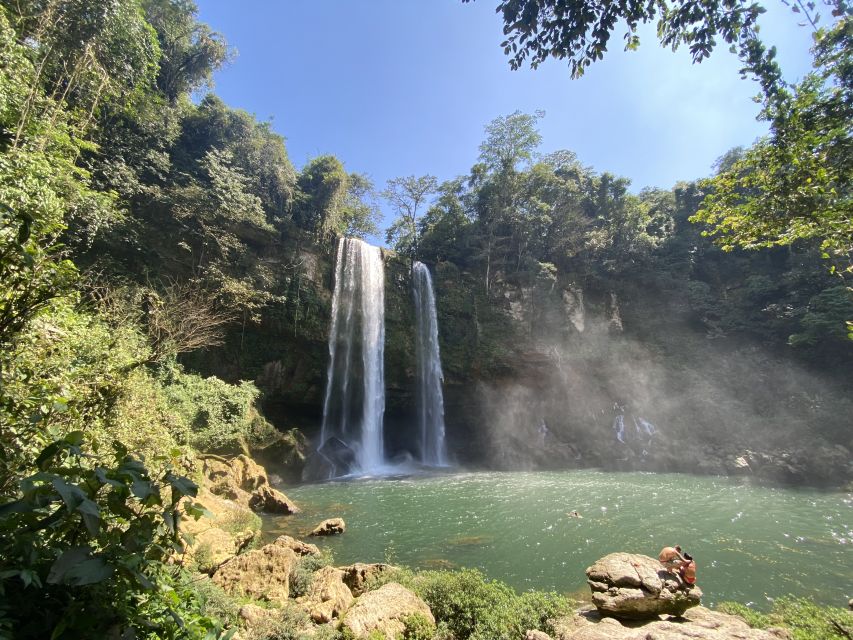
413,261,448,466
319,237,386,475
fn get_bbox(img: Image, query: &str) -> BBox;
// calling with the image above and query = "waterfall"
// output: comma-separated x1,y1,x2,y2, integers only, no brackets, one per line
320,237,386,474
412,261,448,466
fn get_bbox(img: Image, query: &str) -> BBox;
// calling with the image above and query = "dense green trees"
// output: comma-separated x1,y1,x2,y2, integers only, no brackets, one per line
409,110,849,356
695,16,852,278
0,2,285,636
473,0,851,308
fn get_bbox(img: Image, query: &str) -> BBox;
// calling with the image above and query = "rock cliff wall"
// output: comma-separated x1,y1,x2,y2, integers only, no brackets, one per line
189,238,852,486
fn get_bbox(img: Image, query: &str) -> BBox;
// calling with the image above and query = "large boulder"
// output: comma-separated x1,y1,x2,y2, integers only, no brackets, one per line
586,553,701,619
179,488,258,572
301,566,354,623
249,484,299,514
200,454,299,514
341,562,392,596
274,534,321,557
238,603,279,628
251,428,310,483
231,454,268,490
554,605,791,640
212,541,298,605
302,437,357,481
310,517,346,536
342,582,434,639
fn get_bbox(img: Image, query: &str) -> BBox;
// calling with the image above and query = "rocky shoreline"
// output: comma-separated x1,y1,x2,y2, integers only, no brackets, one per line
183,453,851,639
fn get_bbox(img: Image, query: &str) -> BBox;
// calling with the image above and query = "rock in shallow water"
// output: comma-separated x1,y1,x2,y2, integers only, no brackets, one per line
586,552,701,619
248,484,300,514
310,517,346,536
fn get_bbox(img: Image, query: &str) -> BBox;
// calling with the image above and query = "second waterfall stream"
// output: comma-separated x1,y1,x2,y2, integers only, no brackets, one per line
412,261,448,466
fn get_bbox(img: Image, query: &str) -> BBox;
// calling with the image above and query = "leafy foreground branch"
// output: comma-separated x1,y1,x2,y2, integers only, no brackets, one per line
0,434,232,639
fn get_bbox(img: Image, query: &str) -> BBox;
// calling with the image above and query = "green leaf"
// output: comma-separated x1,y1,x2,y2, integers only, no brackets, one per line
51,477,85,510
112,442,128,459
49,619,68,640
184,502,213,520
35,442,63,470
162,509,176,533
131,478,154,501
133,570,154,590
0,498,33,517
76,499,101,536
95,468,123,488
17,214,32,244
19,570,33,588
165,472,198,499
47,547,113,586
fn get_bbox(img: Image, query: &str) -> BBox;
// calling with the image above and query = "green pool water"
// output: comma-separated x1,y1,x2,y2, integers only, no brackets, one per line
263,470,852,609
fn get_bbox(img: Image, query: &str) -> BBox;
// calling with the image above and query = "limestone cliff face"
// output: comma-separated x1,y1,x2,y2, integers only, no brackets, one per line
422,260,852,485
192,241,852,486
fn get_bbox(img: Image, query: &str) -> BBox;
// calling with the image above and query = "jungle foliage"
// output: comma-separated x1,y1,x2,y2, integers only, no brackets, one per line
473,0,851,290
382,109,851,361
0,0,851,637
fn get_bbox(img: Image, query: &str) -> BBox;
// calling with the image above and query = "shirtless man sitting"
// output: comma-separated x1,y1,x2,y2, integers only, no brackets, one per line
658,545,688,572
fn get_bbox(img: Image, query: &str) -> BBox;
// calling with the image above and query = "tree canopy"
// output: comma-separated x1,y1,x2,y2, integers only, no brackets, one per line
694,15,852,280
464,0,773,77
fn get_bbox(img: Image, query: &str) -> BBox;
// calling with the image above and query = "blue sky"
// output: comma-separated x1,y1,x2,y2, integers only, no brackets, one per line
194,1,816,235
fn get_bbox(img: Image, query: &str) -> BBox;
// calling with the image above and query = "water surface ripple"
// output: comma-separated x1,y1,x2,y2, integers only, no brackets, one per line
264,470,852,608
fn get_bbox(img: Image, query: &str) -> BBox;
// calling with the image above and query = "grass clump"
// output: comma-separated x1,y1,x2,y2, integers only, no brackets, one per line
191,577,242,628
401,613,439,640
241,604,314,640
718,597,853,640
289,549,336,598
219,507,263,536
405,568,572,640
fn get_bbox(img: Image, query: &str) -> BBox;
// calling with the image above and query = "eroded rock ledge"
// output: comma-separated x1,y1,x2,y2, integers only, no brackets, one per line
553,605,792,640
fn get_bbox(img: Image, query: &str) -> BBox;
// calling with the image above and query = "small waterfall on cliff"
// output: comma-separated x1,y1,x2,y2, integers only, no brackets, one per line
319,237,386,474
412,261,448,466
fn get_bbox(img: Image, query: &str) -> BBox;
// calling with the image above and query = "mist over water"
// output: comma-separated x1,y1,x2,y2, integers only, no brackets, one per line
265,470,852,608
452,307,853,482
